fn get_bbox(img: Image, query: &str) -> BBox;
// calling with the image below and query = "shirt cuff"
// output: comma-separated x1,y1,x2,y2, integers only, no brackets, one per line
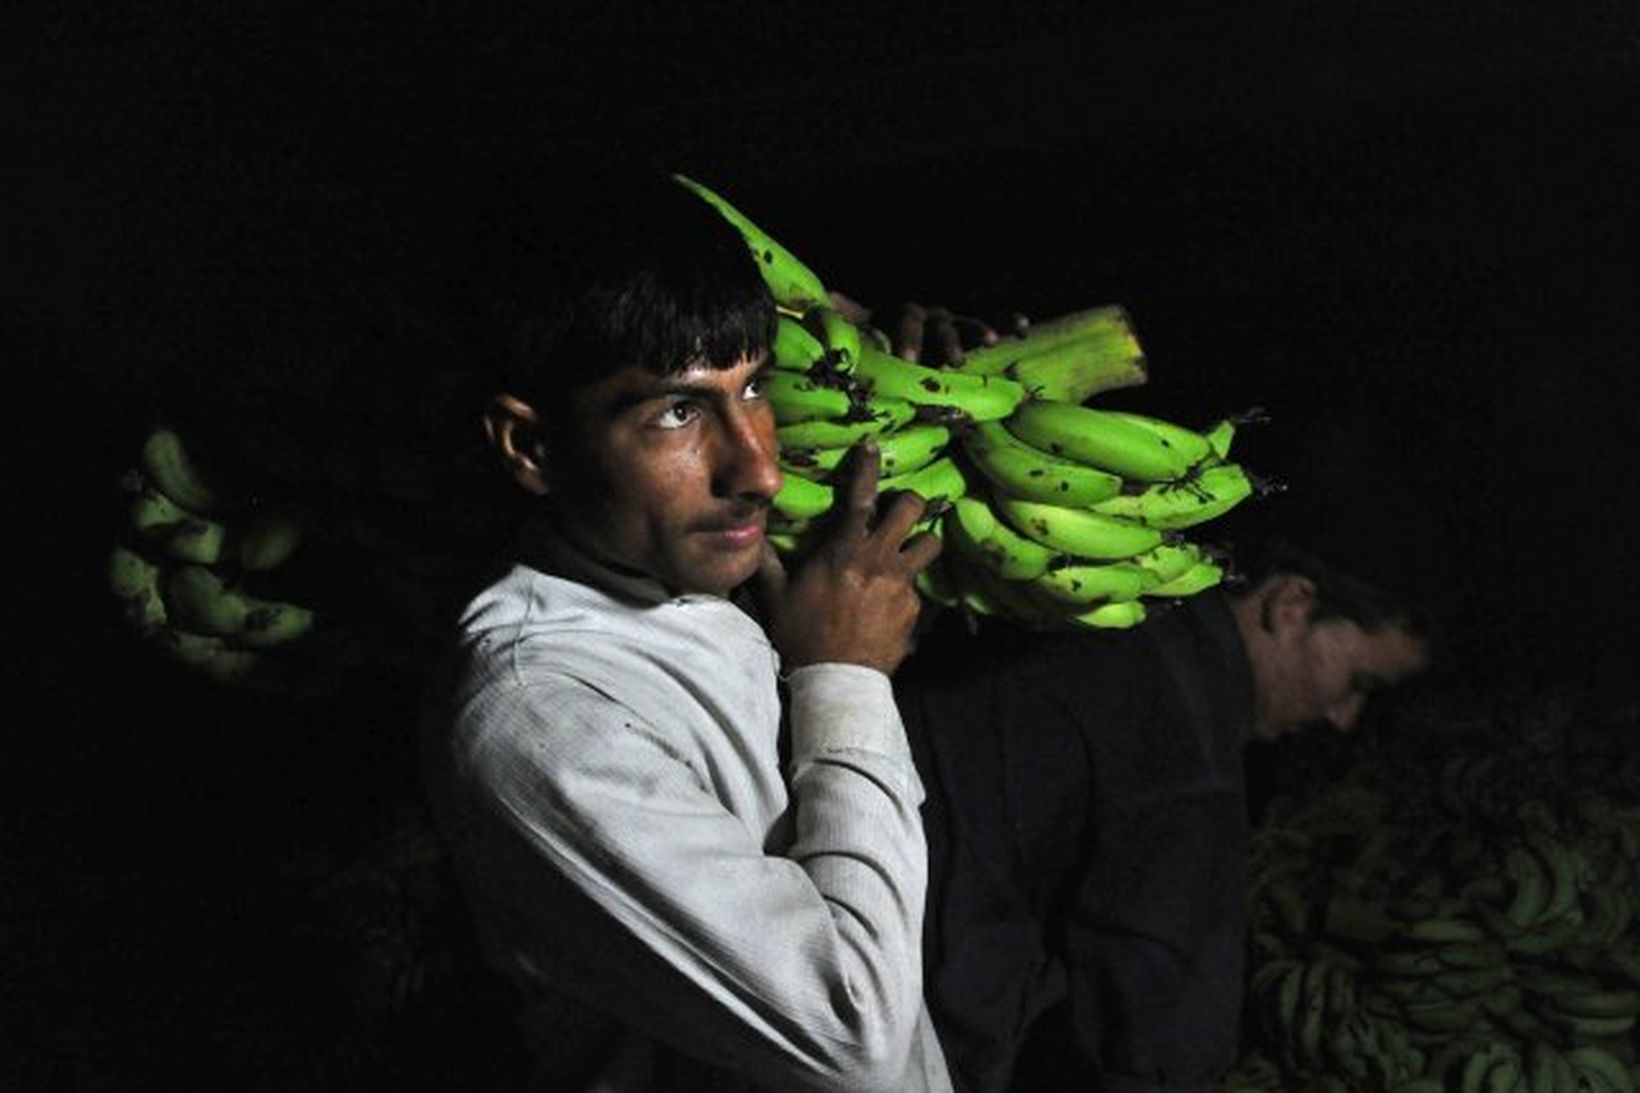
785,663,911,765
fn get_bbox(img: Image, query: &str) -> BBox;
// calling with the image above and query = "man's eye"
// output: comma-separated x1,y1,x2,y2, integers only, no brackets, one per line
656,402,699,430
743,374,769,401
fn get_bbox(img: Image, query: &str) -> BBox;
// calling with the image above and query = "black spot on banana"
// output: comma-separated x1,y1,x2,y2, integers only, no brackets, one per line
853,343,1025,422
1005,401,1205,483
775,397,916,449
994,496,1164,561
957,420,1123,507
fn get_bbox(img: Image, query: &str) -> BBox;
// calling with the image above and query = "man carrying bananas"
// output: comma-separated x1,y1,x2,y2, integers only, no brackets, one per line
420,175,954,1092
895,526,1434,1092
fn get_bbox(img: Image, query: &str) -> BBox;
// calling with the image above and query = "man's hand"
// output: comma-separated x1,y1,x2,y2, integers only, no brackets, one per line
829,291,1028,367
754,442,941,676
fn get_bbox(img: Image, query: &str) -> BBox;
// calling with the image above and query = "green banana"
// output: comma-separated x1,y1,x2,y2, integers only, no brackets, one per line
1502,844,1555,930
1140,559,1225,598
782,423,952,480
1096,409,1216,468
1090,464,1265,529
1069,599,1147,630
164,565,249,636
1127,542,1210,588
915,553,963,610
773,313,827,372
772,473,834,521
1567,1046,1636,1093
140,427,221,513
237,598,317,649
1204,406,1271,462
236,510,304,572
944,495,1060,581
671,175,829,312
1032,561,1147,607
775,397,916,449
957,420,1123,506
1004,336,1148,403
994,497,1164,561
154,627,262,684
853,342,1026,422
877,455,968,506
1399,914,1490,946
956,305,1138,376
1006,400,1204,482
764,368,855,424
108,545,167,629
812,305,862,373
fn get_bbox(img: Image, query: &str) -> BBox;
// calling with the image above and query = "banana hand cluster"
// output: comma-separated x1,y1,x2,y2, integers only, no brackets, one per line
675,176,1276,630
1240,701,1640,1093
111,427,321,691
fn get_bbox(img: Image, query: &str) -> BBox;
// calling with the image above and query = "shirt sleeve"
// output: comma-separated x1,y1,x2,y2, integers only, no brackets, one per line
449,664,930,1093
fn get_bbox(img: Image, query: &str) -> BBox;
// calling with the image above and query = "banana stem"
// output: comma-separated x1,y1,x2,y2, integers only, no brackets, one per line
957,305,1138,375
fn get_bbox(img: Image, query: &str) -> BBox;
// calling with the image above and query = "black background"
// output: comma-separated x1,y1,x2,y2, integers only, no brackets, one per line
7,3,1639,1088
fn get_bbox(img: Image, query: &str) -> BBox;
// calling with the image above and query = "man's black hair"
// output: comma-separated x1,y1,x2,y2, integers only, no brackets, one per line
471,171,777,414
1218,495,1440,654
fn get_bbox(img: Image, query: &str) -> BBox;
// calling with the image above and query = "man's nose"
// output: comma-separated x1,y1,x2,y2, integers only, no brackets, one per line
714,406,782,500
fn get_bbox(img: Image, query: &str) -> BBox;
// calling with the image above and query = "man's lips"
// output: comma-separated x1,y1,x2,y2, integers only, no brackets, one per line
695,508,768,543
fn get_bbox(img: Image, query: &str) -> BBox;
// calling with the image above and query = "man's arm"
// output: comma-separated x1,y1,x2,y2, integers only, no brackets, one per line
458,669,931,1091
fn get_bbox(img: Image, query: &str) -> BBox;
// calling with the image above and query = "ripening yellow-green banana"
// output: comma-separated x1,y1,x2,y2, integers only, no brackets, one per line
944,495,1060,581
1121,542,1210,589
775,397,916,449
164,564,250,636
1090,464,1258,530
140,427,222,513
1005,400,1203,482
1031,561,1147,607
958,420,1123,506
956,305,1137,376
764,368,856,424
994,497,1164,560
1004,332,1148,404
671,174,830,312
853,343,1026,422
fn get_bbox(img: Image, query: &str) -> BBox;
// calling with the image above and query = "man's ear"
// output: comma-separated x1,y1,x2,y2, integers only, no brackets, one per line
483,393,551,496
1259,574,1318,635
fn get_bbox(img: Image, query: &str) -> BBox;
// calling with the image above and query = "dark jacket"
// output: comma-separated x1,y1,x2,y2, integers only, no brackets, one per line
897,592,1256,1093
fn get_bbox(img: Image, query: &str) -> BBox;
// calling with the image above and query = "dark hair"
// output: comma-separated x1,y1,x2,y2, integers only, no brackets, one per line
471,172,776,414
1228,533,1435,640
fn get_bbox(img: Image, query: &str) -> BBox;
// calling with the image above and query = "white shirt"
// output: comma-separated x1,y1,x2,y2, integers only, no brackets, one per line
424,526,952,1092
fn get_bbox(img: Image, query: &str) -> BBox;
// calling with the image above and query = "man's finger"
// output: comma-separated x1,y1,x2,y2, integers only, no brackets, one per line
837,440,882,536
751,540,788,605
897,526,944,574
871,488,931,547
892,303,926,362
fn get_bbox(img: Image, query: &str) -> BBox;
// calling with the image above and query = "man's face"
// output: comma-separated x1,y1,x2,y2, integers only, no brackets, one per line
547,352,782,598
1242,580,1431,740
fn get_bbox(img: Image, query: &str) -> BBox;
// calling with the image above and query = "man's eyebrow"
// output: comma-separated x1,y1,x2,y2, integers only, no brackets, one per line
604,360,769,414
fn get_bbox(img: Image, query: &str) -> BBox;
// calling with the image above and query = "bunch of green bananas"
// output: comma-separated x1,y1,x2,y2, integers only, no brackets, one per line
1239,715,1640,1093
109,427,319,688
675,175,1276,630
